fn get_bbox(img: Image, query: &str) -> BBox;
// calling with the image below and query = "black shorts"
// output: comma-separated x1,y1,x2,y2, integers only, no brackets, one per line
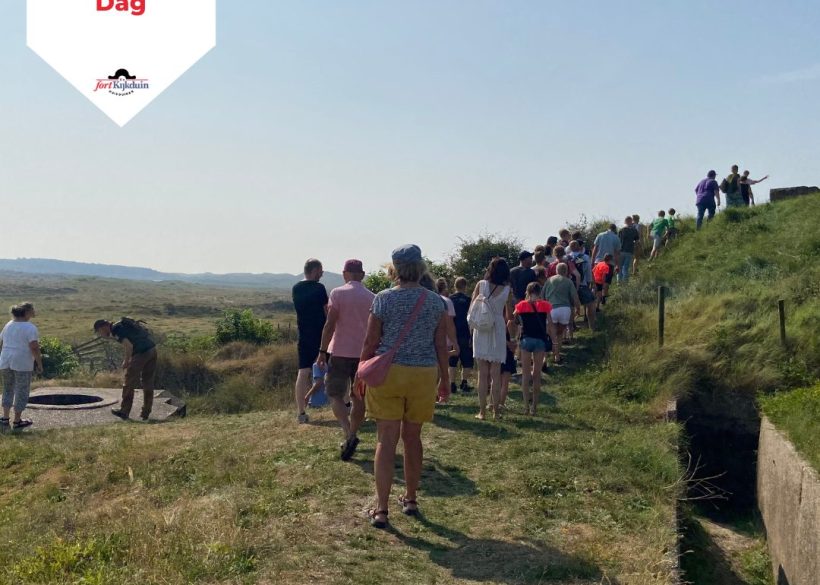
605,270,614,284
297,337,321,369
448,336,474,369
595,283,604,292
502,347,516,374
578,285,596,305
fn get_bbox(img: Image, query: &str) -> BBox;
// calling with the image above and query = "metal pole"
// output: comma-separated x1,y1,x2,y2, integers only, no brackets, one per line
779,299,786,347
658,286,666,348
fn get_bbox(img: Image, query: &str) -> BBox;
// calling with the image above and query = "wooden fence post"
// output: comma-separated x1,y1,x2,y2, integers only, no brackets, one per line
658,286,667,348
779,299,786,347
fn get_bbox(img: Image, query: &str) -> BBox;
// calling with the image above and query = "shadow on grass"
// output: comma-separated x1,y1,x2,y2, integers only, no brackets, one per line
351,451,477,497
680,516,747,585
393,515,613,583
432,411,521,439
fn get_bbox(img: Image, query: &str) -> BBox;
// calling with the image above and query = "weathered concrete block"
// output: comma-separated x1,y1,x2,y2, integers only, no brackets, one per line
757,417,820,585
769,186,820,202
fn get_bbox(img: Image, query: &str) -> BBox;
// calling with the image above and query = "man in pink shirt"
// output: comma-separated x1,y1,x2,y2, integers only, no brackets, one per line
316,259,375,461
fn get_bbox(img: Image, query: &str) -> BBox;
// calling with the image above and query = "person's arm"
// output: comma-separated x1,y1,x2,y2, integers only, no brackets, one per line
471,282,481,302
316,306,339,367
29,340,43,374
121,338,133,368
359,314,383,362
304,379,322,401
445,317,459,356
434,314,450,393
591,244,599,262
749,175,769,185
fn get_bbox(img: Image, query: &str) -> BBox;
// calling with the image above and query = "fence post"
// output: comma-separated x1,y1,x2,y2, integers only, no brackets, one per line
778,299,786,347
658,286,667,348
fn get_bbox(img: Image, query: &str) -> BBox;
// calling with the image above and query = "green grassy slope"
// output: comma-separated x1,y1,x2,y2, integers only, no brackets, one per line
0,335,680,585
604,195,820,466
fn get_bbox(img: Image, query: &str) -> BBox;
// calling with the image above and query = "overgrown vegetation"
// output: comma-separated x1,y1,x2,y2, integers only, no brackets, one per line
39,336,80,378
214,308,276,345
760,384,820,470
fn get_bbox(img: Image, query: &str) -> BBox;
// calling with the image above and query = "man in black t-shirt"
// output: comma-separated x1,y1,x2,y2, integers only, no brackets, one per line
94,317,157,421
291,258,329,423
509,251,536,302
448,277,473,392
617,216,640,283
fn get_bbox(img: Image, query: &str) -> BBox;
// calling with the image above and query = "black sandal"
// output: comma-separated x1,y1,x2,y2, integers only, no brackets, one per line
0,418,9,426
368,509,389,529
398,496,419,516
12,419,32,429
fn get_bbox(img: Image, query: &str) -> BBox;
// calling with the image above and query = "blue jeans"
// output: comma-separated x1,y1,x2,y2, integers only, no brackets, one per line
696,200,716,229
619,252,633,282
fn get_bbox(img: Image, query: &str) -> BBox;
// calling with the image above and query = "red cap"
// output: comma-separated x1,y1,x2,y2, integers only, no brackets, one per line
343,259,364,273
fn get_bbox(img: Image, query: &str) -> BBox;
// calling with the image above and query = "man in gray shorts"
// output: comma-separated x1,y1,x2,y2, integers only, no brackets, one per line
316,260,375,461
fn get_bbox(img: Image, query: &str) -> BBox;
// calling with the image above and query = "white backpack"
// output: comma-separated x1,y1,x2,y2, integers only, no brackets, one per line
467,282,497,333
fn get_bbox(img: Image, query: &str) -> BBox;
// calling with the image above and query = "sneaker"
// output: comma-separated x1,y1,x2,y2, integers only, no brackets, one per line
340,436,360,461
140,412,151,421
0,417,9,427
297,413,309,424
450,382,457,395
111,408,129,420
460,380,472,392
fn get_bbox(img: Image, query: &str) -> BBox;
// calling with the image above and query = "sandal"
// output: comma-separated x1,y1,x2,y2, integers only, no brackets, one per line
368,508,388,529
12,419,32,429
398,495,419,516
0,418,9,427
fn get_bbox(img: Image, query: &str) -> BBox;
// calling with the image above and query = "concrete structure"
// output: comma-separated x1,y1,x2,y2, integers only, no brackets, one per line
8,387,186,431
757,416,819,585
769,186,820,203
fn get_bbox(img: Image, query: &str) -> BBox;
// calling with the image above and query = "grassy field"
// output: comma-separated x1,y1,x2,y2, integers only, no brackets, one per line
0,272,295,343
0,333,681,585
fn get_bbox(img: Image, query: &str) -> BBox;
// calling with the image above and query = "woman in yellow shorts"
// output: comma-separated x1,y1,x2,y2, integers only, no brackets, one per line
359,244,450,528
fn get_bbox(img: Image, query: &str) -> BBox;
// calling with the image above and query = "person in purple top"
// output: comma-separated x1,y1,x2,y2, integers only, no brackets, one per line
695,170,722,230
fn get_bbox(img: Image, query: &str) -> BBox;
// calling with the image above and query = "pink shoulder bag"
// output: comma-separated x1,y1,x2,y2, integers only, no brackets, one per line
357,291,428,388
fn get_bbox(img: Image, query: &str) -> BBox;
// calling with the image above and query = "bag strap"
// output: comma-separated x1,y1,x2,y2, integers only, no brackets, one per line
385,289,429,355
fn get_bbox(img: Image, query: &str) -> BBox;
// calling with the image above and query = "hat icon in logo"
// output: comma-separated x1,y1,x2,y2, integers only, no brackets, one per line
108,69,136,80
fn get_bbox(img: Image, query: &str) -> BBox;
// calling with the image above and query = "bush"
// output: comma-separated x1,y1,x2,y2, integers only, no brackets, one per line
39,337,80,379
215,309,275,345
161,332,217,354
363,270,392,294
448,233,523,286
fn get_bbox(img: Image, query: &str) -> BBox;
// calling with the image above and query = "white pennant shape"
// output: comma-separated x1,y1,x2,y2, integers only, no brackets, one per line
27,0,216,126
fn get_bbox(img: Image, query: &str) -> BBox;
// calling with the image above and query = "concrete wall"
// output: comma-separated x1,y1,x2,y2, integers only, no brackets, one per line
769,186,820,202
757,417,819,585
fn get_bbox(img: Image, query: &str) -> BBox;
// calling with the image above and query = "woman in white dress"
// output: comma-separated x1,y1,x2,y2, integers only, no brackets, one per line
469,258,514,420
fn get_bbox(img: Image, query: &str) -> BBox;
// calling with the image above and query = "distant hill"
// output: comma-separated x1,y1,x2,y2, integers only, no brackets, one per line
0,258,345,290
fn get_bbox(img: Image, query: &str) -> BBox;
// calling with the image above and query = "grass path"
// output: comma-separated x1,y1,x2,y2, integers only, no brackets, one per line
0,334,680,585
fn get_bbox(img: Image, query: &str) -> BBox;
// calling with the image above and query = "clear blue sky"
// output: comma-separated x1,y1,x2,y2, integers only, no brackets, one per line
1,1,818,275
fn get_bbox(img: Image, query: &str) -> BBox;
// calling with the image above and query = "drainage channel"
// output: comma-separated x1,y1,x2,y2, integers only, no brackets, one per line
677,386,773,585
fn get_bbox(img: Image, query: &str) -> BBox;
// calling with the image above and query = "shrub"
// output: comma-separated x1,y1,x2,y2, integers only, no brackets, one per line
363,270,392,294
214,309,275,345
155,353,217,395
448,233,523,286
39,337,80,379
161,332,217,354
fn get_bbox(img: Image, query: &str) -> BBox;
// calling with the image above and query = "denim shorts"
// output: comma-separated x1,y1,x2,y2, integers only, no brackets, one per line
520,336,547,353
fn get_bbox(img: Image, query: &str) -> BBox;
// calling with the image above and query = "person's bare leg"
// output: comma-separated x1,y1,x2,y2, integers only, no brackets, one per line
448,365,458,388
349,393,365,437
586,304,596,331
520,350,533,413
500,372,510,407
476,360,490,419
330,396,351,438
294,368,311,417
489,361,502,419
374,420,401,517
401,422,424,505
462,366,472,385
554,325,565,361
531,351,545,414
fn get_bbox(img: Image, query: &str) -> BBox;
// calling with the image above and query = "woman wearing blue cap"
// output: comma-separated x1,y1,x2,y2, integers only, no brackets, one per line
359,244,450,528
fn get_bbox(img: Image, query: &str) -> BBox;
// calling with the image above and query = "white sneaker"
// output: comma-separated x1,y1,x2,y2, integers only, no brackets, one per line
297,413,309,424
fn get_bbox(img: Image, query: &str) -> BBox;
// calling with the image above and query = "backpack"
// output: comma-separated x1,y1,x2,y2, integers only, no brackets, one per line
120,316,152,336
467,283,497,333
719,178,729,193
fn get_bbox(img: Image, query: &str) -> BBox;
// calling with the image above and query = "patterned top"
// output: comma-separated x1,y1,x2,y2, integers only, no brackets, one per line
372,286,445,367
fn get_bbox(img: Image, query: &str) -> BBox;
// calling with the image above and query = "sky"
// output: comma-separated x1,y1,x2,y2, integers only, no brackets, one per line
1,1,819,275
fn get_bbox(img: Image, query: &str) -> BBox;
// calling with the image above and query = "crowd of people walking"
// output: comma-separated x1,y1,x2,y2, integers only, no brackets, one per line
289,213,672,527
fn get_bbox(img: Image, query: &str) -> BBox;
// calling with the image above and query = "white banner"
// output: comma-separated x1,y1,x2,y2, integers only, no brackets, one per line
27,0,216,126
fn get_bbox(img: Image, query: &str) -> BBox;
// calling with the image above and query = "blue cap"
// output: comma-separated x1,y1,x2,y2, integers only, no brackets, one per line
391,244,422,264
